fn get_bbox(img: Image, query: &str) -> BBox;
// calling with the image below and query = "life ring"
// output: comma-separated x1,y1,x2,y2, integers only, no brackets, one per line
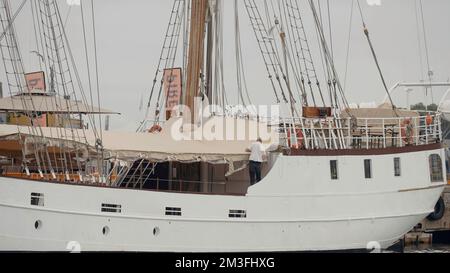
148,124,162,134
427,197,445,221
400,119,414,145
287,128,304,149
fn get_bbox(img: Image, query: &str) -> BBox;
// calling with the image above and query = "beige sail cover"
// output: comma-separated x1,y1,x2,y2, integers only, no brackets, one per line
0,116,279,164
0,92,118,114
341,108,420,126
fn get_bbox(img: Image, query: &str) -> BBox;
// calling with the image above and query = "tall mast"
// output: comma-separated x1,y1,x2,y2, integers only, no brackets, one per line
184,0,209,122
205,9,213,106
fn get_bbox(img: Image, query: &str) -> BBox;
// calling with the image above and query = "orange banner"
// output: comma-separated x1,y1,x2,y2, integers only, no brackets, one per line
25,71,46,91
163,68,182,111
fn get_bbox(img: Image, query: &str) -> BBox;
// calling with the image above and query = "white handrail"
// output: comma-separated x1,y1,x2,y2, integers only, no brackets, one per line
280,113,442,150
383,82,450,105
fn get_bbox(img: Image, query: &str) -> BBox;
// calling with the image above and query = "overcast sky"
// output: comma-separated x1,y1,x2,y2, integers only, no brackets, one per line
4,0,450,131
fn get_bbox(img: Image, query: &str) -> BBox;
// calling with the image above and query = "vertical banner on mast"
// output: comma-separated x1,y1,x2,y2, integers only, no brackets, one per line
163,68,183,119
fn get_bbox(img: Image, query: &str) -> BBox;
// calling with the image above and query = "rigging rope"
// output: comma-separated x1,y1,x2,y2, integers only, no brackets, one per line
63,5,71,28
356,0,397,113
80,0,97,133
314,0,333,107
276,0,298,117
33,0,61,173
140,0,184,129
234,0,249,106
414,0,424,82
0,0,54,175
309,0,351,111
244,0,289,105
43,0,104,176
0,0,27,42
281,0,305,107
343,0,354,91
160,1,185,122
54,0,102,140
42,0,75,174
31,0,61,173
91,0,103,140
326,0,333,62
285,0,326,107
418,0,434,104
30,0,43,70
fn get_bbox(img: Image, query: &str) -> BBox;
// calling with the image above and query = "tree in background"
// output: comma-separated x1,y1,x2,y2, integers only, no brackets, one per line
410,103,438,112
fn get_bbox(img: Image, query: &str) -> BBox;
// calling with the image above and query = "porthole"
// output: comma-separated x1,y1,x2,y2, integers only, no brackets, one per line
34,220,42,230
102,226,110,236
153,227,160,236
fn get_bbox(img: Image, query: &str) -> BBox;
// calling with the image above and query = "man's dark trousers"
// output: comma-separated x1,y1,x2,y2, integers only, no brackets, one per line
249,160,262,185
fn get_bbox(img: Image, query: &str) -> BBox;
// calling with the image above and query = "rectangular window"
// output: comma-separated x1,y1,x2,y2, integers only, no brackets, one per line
101,203,122,213
429,154,444,182
229,210,247,218
394,158,401,177
364,159,372,179
30,193,44,207
330,160,338,180
165,207,182,216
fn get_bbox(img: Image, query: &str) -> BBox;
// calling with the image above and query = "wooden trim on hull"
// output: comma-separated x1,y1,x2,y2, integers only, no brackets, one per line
398,183,446,193
288,143,443,156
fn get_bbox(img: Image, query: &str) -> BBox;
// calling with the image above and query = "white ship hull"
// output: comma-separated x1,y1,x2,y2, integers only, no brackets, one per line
0,146,446,252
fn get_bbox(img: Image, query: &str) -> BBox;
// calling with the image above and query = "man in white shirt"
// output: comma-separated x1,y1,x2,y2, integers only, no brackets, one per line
246,137,266,185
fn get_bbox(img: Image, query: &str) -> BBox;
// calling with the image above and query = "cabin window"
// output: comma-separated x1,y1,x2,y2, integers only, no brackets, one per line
394,158,401,177
229,210,247,218
30,193,44,207
165,207,182,216
330,160,338,180
364,159,372,179
101,203,122,213
429,154,444,182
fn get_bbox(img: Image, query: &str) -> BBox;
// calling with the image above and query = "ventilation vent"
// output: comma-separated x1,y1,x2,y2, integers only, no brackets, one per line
165,207,182,216
229,210,247,218
101,203,122,213
30,193,44,207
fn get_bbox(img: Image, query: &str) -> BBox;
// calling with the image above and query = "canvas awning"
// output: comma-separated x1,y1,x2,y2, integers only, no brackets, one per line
439,100,450,121
0,116,279,164
340,108,420,126
0,92,119,115
341,108,420,119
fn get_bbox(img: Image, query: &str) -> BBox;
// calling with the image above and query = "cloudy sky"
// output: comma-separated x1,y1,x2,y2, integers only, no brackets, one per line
4,0,450,131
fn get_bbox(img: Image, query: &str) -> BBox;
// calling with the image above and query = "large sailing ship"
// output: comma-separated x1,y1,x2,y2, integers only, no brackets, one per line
0,0,446,252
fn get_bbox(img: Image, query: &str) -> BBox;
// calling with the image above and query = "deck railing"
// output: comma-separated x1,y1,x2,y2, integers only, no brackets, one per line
278,113,442,150
138,113,442,151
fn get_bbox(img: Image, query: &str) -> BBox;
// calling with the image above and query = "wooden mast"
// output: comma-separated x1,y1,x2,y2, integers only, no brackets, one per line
184,0,209,122
205,10,214,105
